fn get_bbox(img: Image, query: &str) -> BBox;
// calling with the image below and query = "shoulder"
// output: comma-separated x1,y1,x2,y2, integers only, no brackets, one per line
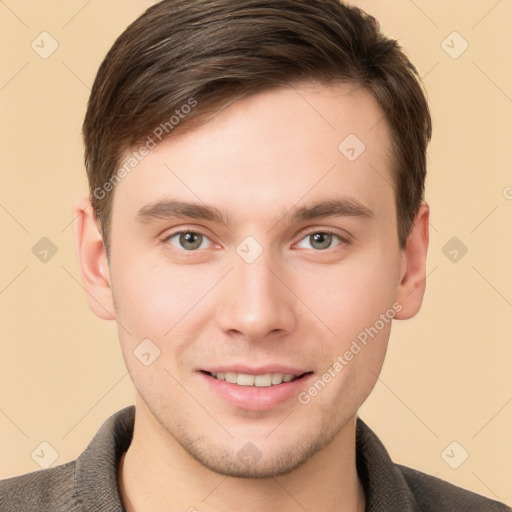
397,464,512,512
0,460,78,511
355,417,511,511
0,406,134,512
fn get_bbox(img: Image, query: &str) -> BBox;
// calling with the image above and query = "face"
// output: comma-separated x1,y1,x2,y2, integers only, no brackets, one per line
103,83,411,477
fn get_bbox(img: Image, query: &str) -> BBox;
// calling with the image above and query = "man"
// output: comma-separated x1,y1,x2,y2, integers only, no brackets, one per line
0,0,510,511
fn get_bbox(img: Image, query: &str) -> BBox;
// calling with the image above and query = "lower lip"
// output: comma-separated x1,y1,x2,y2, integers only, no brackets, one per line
199,372,313,411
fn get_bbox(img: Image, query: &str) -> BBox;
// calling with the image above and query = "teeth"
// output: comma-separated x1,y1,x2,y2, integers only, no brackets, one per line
254,374,272,387
210,372,299,386
271,373,283,385
237,374,255,386
225,372,237,384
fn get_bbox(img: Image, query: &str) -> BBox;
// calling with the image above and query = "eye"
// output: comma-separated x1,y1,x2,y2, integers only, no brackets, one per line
165,231,212,251
295,231,345,251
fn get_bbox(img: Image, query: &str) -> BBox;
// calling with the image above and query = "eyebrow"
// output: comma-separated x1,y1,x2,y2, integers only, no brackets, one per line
136,199,228,224
135,197,373,225
292,198,373,222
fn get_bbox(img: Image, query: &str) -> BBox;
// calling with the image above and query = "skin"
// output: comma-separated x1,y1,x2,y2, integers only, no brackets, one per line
74,82,429,512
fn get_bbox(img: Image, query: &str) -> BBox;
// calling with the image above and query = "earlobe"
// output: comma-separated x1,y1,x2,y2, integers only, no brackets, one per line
73,197,116,320
394,202,430,320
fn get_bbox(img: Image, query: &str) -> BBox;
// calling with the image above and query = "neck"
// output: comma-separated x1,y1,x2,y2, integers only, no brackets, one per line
118,397,366,512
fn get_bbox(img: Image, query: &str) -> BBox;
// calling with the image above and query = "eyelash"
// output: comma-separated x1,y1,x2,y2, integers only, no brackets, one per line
162,228,350,253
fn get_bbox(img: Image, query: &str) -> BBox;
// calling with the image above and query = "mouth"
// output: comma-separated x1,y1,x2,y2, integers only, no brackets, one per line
201,370,311,387
199,368,314,410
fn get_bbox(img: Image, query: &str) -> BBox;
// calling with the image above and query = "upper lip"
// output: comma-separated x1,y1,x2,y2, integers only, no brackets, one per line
200,365,310,376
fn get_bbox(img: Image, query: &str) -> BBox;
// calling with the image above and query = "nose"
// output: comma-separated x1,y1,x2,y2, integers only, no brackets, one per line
215,251,298,342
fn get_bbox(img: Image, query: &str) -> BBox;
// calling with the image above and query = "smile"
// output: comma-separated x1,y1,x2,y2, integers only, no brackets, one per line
206,371,302,387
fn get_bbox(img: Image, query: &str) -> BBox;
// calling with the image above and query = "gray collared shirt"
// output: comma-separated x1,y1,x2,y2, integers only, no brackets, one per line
0,405,510,511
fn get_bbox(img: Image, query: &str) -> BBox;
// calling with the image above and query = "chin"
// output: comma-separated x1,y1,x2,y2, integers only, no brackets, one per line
185,439,323,479
166,415,346,479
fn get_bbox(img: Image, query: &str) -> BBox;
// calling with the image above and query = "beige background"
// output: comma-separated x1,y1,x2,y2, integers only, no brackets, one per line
1,0,511,505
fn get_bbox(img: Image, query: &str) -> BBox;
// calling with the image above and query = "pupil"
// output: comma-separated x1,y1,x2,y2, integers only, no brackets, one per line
181,232,201,250
311,233,331,250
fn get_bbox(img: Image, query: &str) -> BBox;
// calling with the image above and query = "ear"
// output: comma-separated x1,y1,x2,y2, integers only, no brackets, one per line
395,202,430,320
73,197,116,320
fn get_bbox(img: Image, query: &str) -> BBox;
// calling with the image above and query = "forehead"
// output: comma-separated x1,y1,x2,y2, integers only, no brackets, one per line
111,82,395,226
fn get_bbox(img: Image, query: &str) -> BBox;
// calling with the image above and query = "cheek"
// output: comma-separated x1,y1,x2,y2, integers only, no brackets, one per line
292,251,401,337
298,320,390,415
110,254,225,383
110,252,212,337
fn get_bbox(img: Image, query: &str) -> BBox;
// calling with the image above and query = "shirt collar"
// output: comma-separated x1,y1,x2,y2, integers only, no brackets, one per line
75,405,135,512
355,416,422,511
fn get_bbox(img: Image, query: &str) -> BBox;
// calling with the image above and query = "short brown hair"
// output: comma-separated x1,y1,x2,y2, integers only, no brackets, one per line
83,0,431,255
